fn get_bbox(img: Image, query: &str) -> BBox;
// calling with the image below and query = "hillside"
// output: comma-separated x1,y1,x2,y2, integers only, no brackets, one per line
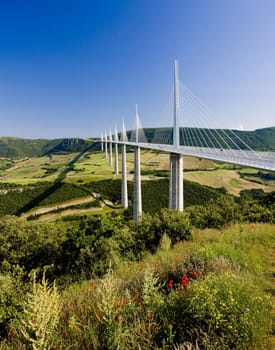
0,137,96,159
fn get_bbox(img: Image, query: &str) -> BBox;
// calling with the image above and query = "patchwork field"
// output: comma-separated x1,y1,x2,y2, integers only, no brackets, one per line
184,169,266,196
0,150,274,194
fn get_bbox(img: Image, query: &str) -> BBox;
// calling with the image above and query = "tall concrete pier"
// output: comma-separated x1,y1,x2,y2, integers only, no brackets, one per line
169,60,184,211
104,130,108,159
114,126,119,175
169,153,183,210
133,106,142,221
109,129,113,167
101,133,104,152
121,121,128,208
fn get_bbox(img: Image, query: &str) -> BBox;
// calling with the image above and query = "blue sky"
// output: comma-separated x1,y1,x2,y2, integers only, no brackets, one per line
0,0,274,139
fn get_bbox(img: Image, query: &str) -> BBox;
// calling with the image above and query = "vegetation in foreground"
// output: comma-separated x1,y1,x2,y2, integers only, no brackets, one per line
0,206,274,349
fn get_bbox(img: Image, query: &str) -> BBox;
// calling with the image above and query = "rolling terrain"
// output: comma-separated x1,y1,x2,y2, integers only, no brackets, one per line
0,140,274,220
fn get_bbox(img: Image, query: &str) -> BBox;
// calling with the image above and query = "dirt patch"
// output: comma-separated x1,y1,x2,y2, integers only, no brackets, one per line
23,196,96,218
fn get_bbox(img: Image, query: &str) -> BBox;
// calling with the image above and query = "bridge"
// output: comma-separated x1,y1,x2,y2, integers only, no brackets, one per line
101,60,275,220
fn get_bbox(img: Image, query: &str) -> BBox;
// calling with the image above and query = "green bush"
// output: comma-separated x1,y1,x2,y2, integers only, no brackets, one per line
132,209,192,253
180,272,272,349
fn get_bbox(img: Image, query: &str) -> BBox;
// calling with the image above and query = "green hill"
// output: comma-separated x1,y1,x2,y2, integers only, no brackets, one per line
0,137,96,159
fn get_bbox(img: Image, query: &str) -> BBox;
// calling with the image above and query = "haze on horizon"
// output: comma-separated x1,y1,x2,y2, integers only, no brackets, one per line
0,0,274,139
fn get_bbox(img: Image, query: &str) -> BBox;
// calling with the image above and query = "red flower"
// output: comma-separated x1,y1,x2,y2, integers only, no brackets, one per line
168,279,173,288
146,312,153,319
181,279,188,287
192,271,197,278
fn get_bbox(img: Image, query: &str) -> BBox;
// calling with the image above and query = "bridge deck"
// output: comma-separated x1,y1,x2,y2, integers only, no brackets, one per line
113,141,275,172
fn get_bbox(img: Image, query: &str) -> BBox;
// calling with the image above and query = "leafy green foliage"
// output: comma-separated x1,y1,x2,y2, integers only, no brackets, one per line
85,179,122,203
165,273,271,349
0,216,66,277
132,209,192,253
0,218,273,349
84,178,225,214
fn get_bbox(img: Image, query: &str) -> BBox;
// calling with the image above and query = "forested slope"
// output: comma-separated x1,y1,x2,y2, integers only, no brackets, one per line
0,137,95,158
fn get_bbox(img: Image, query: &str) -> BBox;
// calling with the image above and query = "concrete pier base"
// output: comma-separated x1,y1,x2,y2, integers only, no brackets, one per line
169,153,183,211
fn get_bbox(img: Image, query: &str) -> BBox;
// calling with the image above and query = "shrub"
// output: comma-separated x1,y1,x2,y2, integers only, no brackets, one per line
181,272,272,349
133,209,192,253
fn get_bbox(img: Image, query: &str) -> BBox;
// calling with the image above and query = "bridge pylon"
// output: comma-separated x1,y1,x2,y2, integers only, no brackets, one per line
169,59,184,211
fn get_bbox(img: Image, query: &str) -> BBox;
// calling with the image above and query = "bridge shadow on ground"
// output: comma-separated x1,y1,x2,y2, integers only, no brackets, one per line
16,143,98,216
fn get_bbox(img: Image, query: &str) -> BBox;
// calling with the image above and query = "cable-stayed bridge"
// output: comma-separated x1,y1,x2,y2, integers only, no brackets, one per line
115,141,275,173
102,60,275,220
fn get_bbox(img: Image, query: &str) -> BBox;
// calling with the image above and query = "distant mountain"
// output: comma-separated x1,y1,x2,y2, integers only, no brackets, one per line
0,137,96,159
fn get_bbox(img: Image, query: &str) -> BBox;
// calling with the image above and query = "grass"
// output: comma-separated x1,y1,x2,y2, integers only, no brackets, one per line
238,168,275,192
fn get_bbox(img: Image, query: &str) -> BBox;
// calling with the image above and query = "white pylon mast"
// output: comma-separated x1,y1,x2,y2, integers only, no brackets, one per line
169,59,183,211
174,59,180,149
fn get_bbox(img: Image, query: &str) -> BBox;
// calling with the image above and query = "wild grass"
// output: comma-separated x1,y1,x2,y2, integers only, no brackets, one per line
3,275,61,350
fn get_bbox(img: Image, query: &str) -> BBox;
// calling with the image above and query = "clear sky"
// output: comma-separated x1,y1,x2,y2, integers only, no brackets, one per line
0,0,274,139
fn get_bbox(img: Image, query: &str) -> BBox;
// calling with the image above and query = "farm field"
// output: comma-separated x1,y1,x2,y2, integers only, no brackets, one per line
0,149,273,193
0,153,78,184
0,148,274,221
184,168,266,196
